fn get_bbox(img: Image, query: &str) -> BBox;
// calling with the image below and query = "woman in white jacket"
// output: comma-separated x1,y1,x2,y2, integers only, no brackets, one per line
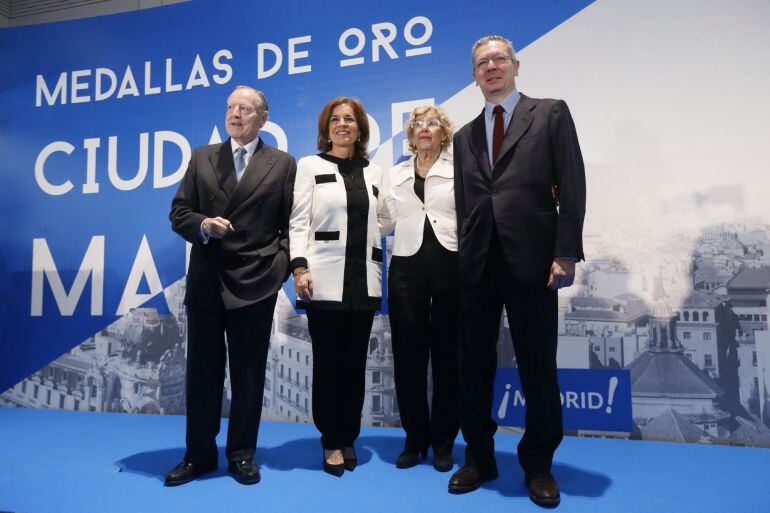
289,97,390,477
383,105,459,472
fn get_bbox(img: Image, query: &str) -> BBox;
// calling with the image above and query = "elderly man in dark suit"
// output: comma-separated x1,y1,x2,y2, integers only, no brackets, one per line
448,35,586,506
166,86,296,486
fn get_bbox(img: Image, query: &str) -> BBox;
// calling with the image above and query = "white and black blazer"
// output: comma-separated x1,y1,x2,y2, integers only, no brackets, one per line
382,150,457,256
289,154,391,304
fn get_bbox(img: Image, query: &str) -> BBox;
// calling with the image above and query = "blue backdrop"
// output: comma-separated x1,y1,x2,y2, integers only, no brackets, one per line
0,0,594,392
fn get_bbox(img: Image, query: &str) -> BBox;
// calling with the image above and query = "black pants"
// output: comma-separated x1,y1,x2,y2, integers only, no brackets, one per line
458,235,562,474
306,308,375,450
388,238,459,455
184,294,277,465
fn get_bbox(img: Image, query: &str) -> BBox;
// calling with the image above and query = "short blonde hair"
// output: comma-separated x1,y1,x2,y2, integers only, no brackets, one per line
405,105,453,153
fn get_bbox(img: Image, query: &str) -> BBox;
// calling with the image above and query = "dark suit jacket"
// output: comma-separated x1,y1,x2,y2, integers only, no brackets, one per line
170,138,297,311
453,94,586,286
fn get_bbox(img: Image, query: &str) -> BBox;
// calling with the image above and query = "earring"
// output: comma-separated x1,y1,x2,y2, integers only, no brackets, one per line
327,138,331,143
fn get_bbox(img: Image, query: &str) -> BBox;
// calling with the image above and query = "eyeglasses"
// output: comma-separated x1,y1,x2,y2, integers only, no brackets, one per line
474,55,512,71
227,104,256,115
410,119,442,129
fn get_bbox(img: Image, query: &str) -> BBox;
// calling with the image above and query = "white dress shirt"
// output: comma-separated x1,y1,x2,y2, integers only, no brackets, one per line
230,137,260,181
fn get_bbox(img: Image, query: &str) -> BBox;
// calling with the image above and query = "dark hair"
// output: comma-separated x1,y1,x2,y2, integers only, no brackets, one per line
316,97,370,159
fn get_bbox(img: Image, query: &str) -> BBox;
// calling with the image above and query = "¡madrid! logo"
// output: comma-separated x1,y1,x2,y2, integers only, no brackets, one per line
497,376,620,419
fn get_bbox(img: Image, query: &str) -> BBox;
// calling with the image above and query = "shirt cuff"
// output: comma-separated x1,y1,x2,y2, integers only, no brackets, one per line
199,221,210,245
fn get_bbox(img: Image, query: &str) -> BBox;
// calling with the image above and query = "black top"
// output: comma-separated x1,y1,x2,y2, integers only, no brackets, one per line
413,171,425,203
304,153,379,311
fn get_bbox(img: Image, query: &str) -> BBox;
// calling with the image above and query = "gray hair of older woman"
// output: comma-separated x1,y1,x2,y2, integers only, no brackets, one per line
405,105,454,153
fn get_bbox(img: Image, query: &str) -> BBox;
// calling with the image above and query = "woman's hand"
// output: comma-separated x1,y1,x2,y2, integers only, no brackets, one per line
293,268,313,302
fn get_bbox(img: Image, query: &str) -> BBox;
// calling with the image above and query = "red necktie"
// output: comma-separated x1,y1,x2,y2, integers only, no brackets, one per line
492,104,505,164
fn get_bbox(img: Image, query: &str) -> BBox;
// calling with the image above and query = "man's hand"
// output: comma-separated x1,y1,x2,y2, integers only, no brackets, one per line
547,257,576,290
294,268,313,302
202,217,235,239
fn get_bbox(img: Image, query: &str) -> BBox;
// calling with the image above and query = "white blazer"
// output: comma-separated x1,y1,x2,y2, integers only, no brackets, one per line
289,154,391,303
382,150,457,256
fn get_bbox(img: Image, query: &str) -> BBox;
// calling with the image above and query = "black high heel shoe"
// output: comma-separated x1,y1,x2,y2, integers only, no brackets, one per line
396,448,428,469
323,449,344,477
342,447,357,471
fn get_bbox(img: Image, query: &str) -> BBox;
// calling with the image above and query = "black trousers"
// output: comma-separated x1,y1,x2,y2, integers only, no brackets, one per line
184,294,277,465
458,235,562,474
388,236,459,455
306,308,375,450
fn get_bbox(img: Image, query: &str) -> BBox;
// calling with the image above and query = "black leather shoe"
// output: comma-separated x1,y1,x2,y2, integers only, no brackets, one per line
342,447,357,471
228,459,261,485
164,461,217,487
525,471,561,507
433,450,454,472
447,464,498,494
323,450,344,477
396,448,427,469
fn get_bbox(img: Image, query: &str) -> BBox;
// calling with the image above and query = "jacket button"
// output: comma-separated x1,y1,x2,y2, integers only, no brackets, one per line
241,257,247,262
491,189,497,195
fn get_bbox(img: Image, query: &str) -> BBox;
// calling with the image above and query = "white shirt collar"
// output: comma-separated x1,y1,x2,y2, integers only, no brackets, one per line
230,136,260,157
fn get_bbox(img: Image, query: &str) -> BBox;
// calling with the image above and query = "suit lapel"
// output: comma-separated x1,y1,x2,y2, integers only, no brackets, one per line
224,139,276,216
469,110,492,180
493,94,535,175
210,139,237,199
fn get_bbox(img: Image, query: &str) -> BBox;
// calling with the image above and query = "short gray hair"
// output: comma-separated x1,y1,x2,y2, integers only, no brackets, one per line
471,35,517,69
232,85,269,114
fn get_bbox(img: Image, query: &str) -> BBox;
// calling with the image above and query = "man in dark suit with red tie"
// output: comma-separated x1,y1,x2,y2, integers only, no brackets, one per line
448,35,586,506
166,86,296,486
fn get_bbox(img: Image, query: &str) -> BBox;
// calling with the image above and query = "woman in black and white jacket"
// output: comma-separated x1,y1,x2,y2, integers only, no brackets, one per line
289,97,390,477
382,105,459,472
